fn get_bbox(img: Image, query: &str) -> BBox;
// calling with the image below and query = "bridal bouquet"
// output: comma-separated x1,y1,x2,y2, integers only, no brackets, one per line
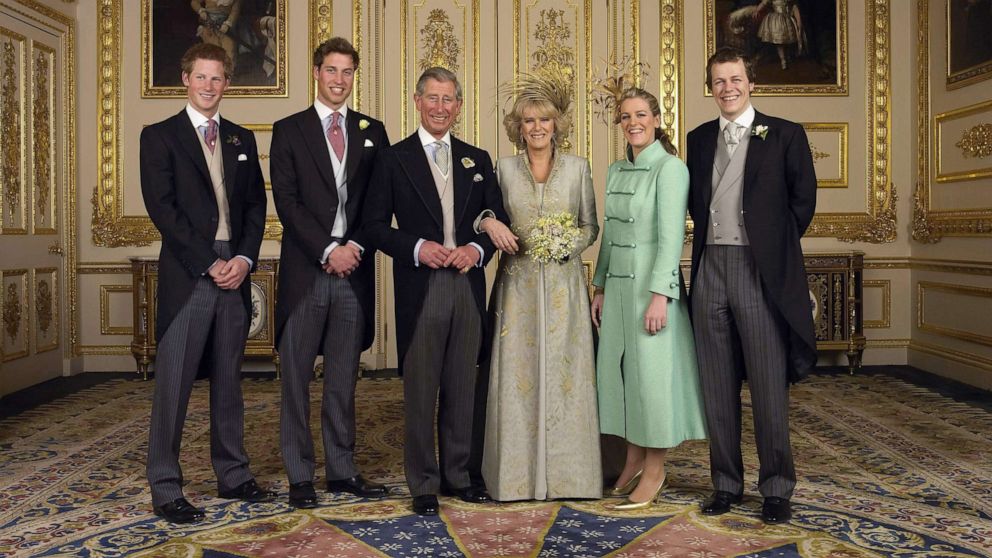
528,211,581,264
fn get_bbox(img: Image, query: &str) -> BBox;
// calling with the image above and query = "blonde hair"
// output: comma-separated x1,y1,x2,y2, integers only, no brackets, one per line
503,97,571,151
615,87,677,156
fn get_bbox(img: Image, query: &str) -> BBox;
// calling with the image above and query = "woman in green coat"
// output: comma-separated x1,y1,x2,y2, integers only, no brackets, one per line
591,88,707,509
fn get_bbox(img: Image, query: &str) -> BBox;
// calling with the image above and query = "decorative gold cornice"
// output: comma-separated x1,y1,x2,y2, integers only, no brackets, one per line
914,1,992,241
955,123,992,159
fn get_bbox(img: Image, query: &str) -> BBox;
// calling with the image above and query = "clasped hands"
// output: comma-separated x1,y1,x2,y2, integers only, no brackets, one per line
208,258,250,290
418,241,479,273
591,291,669,335
324,243,362,277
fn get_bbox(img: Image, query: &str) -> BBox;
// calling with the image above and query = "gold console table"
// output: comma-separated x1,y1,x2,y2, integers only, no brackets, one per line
129,257,280,379
805,251,865,372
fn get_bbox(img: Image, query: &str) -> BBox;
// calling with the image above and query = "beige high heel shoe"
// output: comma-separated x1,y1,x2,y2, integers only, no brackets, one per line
610,474,668,511
607,470,643,497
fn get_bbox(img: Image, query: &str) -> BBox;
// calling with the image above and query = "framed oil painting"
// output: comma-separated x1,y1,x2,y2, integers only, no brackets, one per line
946,0,992,89
705,0,847,96
141,0,287,97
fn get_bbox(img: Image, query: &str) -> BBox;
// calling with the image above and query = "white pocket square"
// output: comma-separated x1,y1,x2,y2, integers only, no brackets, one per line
237,154,248,161
473,173,484,182
364,139,374,147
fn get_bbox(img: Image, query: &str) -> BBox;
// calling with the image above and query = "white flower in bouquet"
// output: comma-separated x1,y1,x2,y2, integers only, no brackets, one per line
528,211,581,264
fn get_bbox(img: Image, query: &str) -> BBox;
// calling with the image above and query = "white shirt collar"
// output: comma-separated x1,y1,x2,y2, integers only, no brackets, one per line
185,103,220,130
314,98,349,125
418,126,451,148
719,104,755,132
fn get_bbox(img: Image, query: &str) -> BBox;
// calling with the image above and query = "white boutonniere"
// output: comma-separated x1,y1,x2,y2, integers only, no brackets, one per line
473,173,484,182
462,157,475,169
752,125,769,140
358,119,370,130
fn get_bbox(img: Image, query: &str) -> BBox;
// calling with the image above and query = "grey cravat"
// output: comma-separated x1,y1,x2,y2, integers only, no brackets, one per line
723,122,744,157
432,141,450,175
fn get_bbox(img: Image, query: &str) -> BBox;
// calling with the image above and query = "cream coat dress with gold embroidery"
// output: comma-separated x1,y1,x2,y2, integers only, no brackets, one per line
482,153,602,501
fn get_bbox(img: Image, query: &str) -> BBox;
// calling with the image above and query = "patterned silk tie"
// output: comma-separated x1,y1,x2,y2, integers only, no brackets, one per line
724,122,743,157
203,119,218,154
433,141,449,175
327,112,345,161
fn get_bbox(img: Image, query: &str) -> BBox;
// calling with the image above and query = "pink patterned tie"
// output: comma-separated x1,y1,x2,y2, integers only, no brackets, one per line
327,112,345,161
204,119,218,154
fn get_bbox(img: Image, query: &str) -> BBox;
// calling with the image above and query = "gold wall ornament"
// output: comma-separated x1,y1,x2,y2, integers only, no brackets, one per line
1,36,22,222
4,283,21,341
530,8,575,151
955,123,992,159
658,0,682,150
419,8,460,72
36,279,52,334
810,143,830,161
914,0,992,241
308,0,333,104
33,45,53,229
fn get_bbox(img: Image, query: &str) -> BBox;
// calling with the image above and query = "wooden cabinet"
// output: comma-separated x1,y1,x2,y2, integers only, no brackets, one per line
804,251,865,372
129,257,280,379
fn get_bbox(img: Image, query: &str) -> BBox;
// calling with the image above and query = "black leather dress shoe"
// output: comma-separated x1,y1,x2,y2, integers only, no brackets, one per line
412,494,440,516
761,497,792,524
288,481,319,509
326,475,388,498
445,485,492,504
153,497,205,524
219,479,276,503
700,491,743,515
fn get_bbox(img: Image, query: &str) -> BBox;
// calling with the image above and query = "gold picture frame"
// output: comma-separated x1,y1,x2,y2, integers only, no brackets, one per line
946,0,992,90
141,0,287,98
704,0,847,96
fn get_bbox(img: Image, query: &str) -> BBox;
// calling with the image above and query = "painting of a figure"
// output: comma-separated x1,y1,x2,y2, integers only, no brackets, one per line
947,0,992,88
707,0,846,95
142,0,286,97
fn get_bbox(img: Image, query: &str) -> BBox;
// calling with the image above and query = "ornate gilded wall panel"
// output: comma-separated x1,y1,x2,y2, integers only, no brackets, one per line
918,281,992,347
1,27,26,235
803,122,849,189
2,269,29,361
513,1,591,156
864,279,891,329
32,42,55,234
99,283,131,336
914,0,992,241
399,1,481,143
934,99,992,183
34,267,57,352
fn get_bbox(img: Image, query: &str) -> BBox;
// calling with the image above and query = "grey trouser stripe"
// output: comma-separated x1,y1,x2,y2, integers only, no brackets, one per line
403,270,481,497
279,272,364,483
146,241,252,506
692,245,796,499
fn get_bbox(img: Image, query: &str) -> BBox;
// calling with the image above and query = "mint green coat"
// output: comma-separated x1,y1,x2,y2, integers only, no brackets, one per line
592,140,707,448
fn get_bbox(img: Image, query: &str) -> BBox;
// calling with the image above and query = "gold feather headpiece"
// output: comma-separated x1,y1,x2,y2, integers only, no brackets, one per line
590,54,651,124
498,69,575,122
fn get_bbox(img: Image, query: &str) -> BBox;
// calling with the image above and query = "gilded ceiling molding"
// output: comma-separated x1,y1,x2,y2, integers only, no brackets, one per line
956,123,992,159
913,0,992,242
808,0,896,243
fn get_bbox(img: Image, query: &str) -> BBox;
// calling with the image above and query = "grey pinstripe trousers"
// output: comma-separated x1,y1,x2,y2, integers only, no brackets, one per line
691,245,796,499
146,241,253,506
279,272,364,484
403,270,482,497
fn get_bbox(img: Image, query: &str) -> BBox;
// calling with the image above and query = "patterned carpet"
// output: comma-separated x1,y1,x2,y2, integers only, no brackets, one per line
0,374,990,557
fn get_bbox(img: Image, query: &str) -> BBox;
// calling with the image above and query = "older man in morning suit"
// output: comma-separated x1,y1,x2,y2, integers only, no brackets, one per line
270,38,390,509
140,43,272,524
363,67,509,516
686,47,817,525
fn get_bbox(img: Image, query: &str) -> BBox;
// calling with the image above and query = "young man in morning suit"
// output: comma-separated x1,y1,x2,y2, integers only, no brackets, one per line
686,47,818,525
363,67,509,516
270,38,390,509
140,42,272,524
